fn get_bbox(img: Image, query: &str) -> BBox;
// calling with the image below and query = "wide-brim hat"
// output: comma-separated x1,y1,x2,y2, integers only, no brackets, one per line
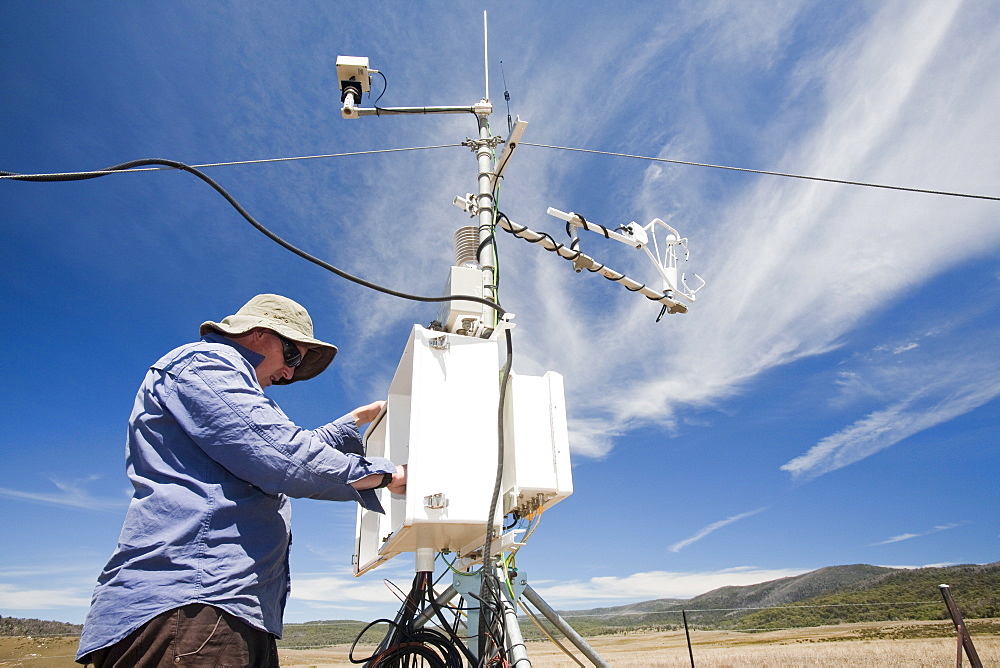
200,293,337,384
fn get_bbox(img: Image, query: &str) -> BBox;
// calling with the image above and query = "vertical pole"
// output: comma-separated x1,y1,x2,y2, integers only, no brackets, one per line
682,609,695,667
939,584,983,668
476,112,497,322
477,10,496,326
483,10,490,102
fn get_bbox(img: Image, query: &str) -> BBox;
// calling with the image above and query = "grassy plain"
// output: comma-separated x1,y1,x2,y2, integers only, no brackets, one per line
2,620,995,666
278,619,1000,667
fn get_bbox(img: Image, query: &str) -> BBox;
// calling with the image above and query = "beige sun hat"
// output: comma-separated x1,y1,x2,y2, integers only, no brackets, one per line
200,293,337,384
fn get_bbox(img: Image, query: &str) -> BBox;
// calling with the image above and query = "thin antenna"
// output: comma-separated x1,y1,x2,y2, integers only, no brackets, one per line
501,61,512,134
483,11,490,101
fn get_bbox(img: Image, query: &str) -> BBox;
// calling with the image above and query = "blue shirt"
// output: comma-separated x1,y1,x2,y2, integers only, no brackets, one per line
77,334,394,660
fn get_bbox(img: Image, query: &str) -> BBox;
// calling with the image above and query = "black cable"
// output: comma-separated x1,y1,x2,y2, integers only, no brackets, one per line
476,325,514,665
424,578,478,665
373,71,388,111
476,227,496,265
492,137,518,185
2,159,506,318
577,214,610,239
357,571,474,667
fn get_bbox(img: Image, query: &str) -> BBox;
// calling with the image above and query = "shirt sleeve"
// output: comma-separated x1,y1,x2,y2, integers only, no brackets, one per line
160,348,394,512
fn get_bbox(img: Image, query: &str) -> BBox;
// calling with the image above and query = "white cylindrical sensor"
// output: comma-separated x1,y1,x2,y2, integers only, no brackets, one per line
454,226,480,268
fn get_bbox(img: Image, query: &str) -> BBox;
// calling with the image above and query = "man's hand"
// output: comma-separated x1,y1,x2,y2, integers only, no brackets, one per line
350,464,406,495
351,400,386,427
386,464,407,495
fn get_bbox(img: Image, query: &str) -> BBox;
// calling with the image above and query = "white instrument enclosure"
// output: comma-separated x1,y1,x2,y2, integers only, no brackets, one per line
354,325,573,576
501,371,573,518
355,325,501,575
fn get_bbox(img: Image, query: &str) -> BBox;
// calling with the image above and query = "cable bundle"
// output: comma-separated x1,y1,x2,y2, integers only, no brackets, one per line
352,571,473,667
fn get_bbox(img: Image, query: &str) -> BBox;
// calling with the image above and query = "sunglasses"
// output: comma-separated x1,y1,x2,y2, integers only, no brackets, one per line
276,334,303,368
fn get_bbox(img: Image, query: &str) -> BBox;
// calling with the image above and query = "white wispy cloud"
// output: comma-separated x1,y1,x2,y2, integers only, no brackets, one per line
669,507,768,553
783,383,998,479
872,522,968,546
0,476,128,513
782,324,1000,479
0,584,92,610
530,566,809,609
202,0,1000,476
496,0,1000,467
290,575,401,604
285,562,425,621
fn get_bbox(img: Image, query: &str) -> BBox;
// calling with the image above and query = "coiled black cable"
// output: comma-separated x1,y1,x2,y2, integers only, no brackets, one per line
2,159,506,319
355,571,473,667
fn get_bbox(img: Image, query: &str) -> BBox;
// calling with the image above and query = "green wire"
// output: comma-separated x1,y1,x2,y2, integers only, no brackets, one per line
440,551,481,577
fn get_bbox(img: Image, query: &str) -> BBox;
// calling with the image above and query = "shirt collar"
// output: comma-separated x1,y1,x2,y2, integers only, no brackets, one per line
202,332,265,367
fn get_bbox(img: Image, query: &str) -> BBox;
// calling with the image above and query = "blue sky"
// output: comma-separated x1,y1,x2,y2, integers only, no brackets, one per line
2,1,998,626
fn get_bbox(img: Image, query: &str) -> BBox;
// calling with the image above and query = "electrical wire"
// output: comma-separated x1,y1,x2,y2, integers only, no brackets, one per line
521,142,1000,202
0,144,464,180
2,158,506,319
355,571,475,667
506,512,543,560
474,324,514,666
373,71,388,109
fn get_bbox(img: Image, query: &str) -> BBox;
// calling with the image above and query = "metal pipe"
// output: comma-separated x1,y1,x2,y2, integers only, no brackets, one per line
349,105,476,117
476,113,498,317
483,10,490,102
503,595,531,667
523,585,609,668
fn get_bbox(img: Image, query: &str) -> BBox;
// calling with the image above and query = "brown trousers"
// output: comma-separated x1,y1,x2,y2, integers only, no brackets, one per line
80,603,279,667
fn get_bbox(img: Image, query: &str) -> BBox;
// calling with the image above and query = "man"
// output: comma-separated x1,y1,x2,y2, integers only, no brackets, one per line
76,294,405,666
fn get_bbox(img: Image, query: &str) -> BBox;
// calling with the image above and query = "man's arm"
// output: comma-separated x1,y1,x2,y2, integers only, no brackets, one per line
351,464,407,494
347,400,406,494
350,400,385,427
164,352,396,507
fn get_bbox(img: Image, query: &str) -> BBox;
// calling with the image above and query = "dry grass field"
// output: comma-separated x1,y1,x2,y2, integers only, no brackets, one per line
275,621,999,667
2,620,996,666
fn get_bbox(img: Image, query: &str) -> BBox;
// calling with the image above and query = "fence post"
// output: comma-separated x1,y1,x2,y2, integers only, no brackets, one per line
682,609,695,667
938,584,982,668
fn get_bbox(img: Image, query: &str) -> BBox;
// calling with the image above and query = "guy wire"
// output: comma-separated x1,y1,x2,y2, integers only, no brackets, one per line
521,142,1000,202
0,144,464,180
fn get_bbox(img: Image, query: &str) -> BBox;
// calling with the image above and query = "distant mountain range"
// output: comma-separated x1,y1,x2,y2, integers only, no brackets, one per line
3,562,997,644
547,562,999,636
0,616,82,637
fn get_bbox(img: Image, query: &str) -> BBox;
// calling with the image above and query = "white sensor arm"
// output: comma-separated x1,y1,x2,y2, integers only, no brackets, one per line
547,208,647,248
546,208,704,302
498,214,688,314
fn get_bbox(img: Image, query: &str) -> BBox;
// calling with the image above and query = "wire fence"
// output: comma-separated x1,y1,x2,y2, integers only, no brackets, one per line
268,597,1000,650
2,600,997,664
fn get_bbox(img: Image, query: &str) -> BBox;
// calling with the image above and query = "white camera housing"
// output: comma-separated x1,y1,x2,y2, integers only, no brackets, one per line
336,55,372,94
